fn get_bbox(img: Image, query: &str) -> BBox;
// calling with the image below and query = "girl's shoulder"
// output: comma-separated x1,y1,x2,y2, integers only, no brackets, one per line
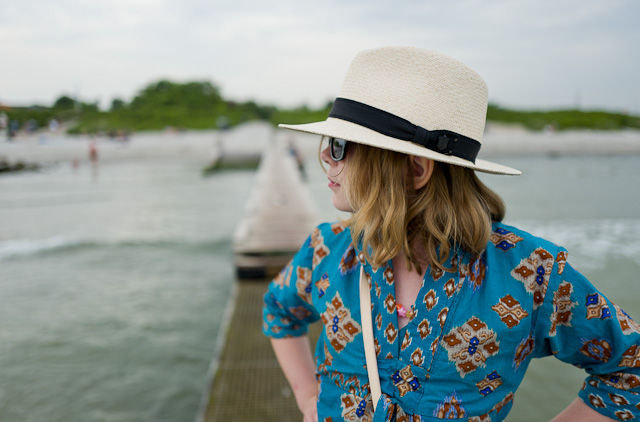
297,221,355,268
488,221,567,260
311,221,353,248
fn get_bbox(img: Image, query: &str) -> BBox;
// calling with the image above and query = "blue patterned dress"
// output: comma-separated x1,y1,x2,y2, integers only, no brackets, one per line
262,222,640,421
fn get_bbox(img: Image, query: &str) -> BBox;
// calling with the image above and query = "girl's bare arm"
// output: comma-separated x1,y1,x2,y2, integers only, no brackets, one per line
271,336,319,422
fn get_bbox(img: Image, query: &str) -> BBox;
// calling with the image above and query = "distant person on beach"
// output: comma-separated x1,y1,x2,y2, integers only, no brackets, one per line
89,139,98,164
48,118,59,132
0,112,8,141
263,47,640,422
8,119,19,140
0,112,7,133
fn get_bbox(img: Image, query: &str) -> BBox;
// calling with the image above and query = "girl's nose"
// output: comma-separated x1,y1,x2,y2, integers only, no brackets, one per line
320,145,333,165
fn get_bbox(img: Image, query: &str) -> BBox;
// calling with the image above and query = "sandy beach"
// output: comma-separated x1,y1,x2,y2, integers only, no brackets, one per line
1,122,640,169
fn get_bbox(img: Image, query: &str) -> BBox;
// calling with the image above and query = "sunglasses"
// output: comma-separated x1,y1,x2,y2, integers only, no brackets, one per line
329,137,349,161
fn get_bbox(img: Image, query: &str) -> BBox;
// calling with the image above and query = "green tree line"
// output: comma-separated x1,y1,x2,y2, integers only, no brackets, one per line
486,104,640,131
2,80,639,134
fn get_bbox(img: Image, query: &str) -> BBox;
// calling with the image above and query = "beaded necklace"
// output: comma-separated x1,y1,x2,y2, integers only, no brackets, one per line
396,302,415,319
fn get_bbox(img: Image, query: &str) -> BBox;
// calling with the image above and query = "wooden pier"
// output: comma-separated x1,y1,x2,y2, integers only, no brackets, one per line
197,280,321,422
196,135,320,421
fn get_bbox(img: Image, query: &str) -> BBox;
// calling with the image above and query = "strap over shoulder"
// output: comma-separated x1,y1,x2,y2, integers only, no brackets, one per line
360,266,382,410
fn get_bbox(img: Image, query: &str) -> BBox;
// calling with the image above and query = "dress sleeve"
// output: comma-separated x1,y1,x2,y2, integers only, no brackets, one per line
535,249,640,420
262,232,320,339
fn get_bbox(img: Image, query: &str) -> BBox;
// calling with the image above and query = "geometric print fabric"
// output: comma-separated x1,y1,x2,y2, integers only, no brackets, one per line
263,222,640,422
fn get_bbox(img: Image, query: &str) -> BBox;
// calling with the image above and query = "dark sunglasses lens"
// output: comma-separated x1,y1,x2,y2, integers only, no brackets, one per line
330,138,347,161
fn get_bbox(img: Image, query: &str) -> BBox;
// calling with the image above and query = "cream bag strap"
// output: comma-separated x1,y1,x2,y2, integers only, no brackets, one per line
359,265,382,411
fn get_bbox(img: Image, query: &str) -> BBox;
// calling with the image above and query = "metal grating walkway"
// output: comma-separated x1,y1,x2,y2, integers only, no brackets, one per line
200,280,320,422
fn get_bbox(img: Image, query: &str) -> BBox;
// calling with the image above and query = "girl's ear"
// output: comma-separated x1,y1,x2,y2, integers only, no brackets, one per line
411,156,434,190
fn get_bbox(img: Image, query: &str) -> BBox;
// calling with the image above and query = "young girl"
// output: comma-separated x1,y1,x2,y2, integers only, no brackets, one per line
262,47,640,422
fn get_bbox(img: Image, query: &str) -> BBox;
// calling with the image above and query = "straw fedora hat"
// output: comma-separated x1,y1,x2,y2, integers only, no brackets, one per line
279,47,521,175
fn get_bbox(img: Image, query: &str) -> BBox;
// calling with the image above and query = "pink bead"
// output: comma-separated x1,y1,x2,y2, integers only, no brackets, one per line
397,304,407,318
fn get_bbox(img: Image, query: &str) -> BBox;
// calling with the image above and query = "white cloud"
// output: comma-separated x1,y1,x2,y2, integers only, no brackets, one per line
0,0,638,112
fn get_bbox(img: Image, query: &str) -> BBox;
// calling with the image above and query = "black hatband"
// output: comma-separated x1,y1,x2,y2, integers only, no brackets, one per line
328,98,481,163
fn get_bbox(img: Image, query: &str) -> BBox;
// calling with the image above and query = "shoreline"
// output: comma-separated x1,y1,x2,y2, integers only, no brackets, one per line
481,123,640,156
1,122,639,169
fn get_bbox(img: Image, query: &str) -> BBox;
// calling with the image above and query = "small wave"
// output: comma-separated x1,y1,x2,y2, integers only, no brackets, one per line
0,236,231,260
510,218,640,270
0,236,83,260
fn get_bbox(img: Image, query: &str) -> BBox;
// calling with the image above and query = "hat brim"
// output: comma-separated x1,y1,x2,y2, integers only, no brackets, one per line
279,117,521,176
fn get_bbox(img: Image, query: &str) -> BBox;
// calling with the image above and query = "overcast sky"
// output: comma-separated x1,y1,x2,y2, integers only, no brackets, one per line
1,0,638,113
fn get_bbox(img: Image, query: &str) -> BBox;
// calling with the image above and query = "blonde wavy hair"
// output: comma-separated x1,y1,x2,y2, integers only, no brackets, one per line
339,142,505,273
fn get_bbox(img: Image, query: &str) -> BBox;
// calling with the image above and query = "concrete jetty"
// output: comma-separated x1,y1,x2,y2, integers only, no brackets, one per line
232,137,318,279
196,134,320,421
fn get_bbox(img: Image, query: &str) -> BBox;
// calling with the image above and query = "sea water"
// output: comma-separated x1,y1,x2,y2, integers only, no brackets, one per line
1,135,639,422
0,157,256,422
480,155,640,421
